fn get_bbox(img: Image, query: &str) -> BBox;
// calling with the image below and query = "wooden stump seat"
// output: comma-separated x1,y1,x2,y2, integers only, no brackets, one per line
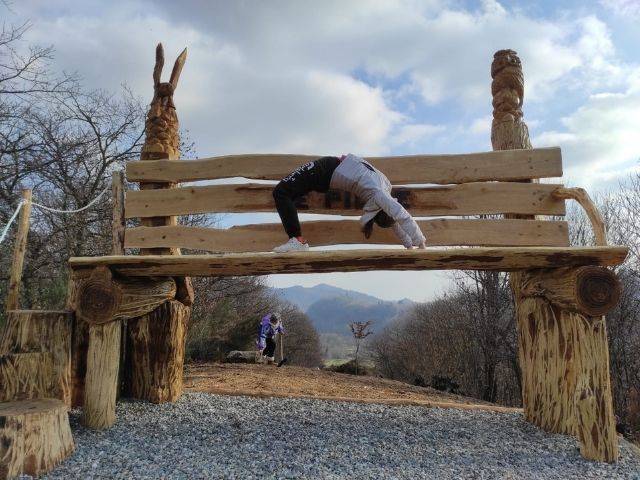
0,399,74,479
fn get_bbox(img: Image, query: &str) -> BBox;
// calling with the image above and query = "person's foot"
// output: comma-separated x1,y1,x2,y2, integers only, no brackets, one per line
273,237,309,253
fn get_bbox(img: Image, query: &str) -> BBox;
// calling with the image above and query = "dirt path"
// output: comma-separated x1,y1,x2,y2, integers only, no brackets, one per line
184,362,521,413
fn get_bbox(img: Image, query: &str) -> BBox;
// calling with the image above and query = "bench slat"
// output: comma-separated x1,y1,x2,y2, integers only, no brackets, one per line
124,219,570,251
68,246,628,277
124,182,565,218
125,147,562,184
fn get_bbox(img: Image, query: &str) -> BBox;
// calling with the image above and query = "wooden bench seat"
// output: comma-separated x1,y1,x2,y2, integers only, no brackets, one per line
69,246,628,277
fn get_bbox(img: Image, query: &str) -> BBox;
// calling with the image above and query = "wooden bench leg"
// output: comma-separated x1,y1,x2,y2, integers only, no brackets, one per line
83,321,121,429
572,315,618,462
125,300,190,403
517,267,619,462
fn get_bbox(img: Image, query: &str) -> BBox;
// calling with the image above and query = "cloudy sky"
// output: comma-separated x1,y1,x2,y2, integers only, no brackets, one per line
11,0,640,301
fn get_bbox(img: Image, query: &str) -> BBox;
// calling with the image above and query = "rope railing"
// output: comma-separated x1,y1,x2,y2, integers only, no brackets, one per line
0,184,112,245
0,200,25,245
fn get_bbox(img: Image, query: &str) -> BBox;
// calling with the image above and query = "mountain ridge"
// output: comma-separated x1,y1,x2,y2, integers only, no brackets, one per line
270,284,415,335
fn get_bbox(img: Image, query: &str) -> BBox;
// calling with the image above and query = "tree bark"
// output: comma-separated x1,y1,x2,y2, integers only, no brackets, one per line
0,399,74,479
82,321,121,430
124,300,189,403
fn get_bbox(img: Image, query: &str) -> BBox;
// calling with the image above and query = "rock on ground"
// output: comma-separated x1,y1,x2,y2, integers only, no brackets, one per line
42,393,640,479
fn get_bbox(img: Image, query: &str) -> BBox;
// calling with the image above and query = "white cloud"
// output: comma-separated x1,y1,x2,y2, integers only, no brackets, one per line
469,116,492,136
534,84,640,189
600,0,640,18
390,123,446,147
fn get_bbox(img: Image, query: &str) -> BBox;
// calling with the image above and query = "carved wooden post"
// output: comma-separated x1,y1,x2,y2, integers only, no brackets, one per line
123,43,192,403
5,189,32,311
491,49,619,462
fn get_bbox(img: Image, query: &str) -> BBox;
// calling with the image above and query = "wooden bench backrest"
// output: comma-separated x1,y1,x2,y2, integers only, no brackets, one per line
122,147,568,252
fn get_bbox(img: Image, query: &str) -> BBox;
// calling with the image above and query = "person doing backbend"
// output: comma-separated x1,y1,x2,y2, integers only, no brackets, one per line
272,154,427,252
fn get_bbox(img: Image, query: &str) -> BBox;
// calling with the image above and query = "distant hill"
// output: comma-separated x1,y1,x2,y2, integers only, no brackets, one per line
271,284,414,335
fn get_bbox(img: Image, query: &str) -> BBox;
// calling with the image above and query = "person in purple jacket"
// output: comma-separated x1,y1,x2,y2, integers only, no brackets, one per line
256,313,284,364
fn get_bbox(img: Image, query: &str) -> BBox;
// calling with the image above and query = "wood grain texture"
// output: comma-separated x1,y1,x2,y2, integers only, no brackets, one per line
125,219,570,252
124,300,189,403
124,182,566,218
70,315,89,408
573,316,619,462
516,296,619,462
125,147,562,184
83,321,121,430
0,399,74,479
112,171,126,255
6,189,32,311
0,310,73,405
553,187,607,246
68,247,628,277
0,352,55,403
75,266,176,325
521,266,621,316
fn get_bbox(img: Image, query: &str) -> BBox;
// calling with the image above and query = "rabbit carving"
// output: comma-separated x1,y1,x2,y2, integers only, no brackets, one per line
141,43,187,161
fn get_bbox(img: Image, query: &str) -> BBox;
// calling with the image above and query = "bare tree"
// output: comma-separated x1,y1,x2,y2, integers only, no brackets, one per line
349,321,373,376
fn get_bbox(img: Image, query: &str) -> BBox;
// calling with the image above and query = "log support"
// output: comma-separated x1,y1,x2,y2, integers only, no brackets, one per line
124,300,189,403
518,267,620,462
83,321,121,430
69,263,188,428
490,48,619,462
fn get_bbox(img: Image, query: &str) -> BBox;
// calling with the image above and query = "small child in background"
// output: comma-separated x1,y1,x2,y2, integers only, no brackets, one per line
256,313,284,364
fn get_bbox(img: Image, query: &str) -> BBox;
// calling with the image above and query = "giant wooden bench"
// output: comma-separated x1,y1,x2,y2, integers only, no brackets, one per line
65,46,626,463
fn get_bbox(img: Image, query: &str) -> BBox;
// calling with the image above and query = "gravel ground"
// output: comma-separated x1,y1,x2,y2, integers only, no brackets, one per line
42,392,640,480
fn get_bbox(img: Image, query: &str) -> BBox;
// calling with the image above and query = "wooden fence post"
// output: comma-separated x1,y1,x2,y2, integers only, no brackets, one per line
6,189,32,311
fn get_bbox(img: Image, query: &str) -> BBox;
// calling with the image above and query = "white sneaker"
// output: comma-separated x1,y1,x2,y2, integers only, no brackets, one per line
273,237,310,252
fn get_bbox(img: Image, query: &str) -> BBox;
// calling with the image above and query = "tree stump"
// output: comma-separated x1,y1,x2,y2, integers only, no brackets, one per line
83,321,121,430
125,300,189,403
0,310,73,405
0,399,74,479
